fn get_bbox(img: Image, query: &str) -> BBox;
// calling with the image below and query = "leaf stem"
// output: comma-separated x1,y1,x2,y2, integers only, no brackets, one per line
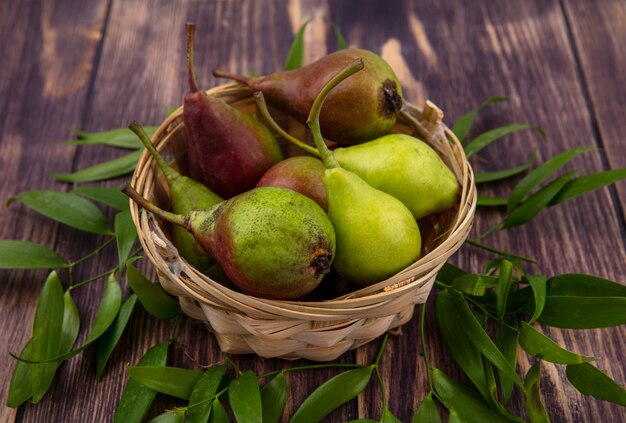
420,302,434,393
69,268,117,291
466,238,537,264
257,363,364,379
68,237,116,268
224,353,242,375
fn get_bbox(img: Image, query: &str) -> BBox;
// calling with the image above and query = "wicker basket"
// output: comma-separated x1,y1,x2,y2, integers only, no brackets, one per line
129,83,476,361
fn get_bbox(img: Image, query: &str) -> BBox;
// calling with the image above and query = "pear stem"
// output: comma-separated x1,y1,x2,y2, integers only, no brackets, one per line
253,92,321,157
122,184,188,229
186,23,199,93
212,69,252,85
306,58,364,169
129,121,179,183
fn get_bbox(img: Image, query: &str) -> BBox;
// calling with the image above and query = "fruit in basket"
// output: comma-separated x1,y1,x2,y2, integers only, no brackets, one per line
256,156,328,211
183,23,282,198
128,122,227,280
333,134,460,219
123,185,335,300
308,59,421,286
254,94,460,219
213,48,403,145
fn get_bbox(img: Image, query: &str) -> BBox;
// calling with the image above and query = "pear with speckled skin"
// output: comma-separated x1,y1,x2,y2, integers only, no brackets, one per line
124,185,335,300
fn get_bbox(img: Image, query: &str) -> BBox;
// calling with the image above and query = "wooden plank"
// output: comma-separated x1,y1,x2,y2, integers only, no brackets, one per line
17,1,355,422
3,0,625,422
563,0,626,222
0,1,109,422
324,0,626,421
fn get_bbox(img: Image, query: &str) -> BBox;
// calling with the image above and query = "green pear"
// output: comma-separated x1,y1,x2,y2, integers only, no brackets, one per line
325,167,421,285
124,185,335,300
129,122,226,281
254,94,460,220
334,134,459,219
303,59,421,286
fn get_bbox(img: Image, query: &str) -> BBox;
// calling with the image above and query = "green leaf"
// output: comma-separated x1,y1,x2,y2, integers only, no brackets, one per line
448,410,466,423
229,371,262,423
333,23,348,49
146,409,185,423
290,366,374,423
464,124,535,158
451,96,510,143
549,167,626,206
96,294,138,378
71,186,129,210
8,287,80,407
411,393,442,423
519,322,594,364
0,240,68,269
452,274,498,296
523,362,550,423
284,21,309,71
525,275,547,324
113,342,169,423
261,372,287,423
127,265,182,320
431,368,511,423
508,146,593,212
209,399,229,423
496,260,514,331
566,363,626,406
503,170,577,229
127,365,202,400
437,263,467,285
533,296,626,328
18,275,121,364
437,291,523,387
476,196,508,207
496,320,518,405
475,152,535,184
7,340,34,407
52,149,142,183
547,274,626,297
187,364,227,423
67,127,157,149
10,190,112,235
381,408,402,423
435,291,491,401
30,272,65,403
115,209,137,275
84,275,122,346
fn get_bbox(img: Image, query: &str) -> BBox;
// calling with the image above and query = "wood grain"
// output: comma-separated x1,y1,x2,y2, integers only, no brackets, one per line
562,0,626,223
1,0,625,422
0,1,109,422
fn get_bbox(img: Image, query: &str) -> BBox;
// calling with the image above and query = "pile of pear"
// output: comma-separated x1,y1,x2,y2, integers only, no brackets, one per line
124,24,460,301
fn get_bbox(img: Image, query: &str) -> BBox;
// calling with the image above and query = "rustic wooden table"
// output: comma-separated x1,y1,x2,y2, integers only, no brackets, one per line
1,1,625,422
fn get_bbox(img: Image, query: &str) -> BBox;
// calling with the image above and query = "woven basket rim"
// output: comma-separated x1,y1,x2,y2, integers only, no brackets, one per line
129,84,476,318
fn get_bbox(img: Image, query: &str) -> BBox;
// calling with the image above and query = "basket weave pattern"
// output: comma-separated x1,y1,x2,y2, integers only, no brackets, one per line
130,84,476,361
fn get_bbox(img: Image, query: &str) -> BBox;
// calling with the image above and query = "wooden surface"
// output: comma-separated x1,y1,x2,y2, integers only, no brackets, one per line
1,0,625,421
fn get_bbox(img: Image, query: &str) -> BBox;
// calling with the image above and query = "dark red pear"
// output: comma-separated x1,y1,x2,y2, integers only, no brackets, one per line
184,23,282,198
256,156,327,211
214,48,403,145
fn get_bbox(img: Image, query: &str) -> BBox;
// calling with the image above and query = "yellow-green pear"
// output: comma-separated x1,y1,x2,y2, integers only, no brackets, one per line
325,167,421,285
334,133,460,219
